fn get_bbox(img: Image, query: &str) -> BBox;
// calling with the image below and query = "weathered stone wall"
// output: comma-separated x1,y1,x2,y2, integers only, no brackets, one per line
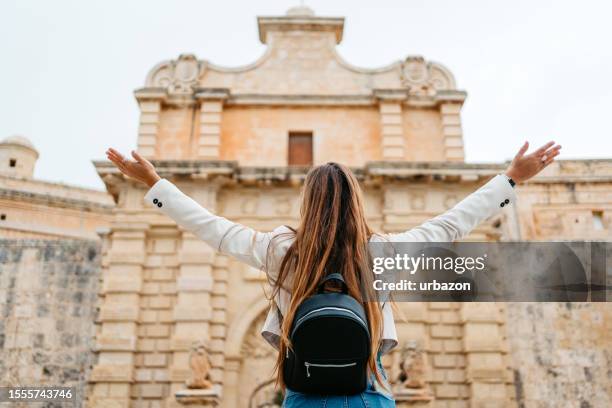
0,239,101,406
506,303,612,408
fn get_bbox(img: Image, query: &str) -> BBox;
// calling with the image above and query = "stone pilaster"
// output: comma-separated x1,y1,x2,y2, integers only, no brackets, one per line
221,357,242,408
209,254,229,389
195,89,229,159
166,230,217,406
89,222,148,408
440,103,465,162
426,302,469,405
166,185,223,406
375,89,407,160
136,99,162,158
136,225,180,405
393,302,433,407
460,303,515,407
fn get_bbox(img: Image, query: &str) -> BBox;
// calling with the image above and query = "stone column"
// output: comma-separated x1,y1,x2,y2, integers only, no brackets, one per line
195,89,229,159
375,89,407,160
135,92,164,158
460,303,515,407
440,102,465,162
89,221,148,408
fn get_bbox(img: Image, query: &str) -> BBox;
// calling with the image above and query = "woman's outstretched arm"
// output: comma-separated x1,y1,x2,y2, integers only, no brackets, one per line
389,141,561,242
106,148,279,270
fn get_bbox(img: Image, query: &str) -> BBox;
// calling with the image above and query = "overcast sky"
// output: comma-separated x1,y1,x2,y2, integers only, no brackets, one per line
1,0,610,190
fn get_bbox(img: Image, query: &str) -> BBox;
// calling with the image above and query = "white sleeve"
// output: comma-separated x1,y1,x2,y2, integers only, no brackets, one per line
144,178,275,269
380,302,398,354
389,174,517,242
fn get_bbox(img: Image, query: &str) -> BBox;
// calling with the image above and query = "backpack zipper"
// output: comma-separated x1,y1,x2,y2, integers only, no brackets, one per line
304,361,357,378
294,307,366,328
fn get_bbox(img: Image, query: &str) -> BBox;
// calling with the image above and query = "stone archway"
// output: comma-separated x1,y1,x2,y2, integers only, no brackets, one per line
248,379,283,408
236,312,280,408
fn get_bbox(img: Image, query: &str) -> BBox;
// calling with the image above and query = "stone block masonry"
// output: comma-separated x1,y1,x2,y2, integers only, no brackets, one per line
0,239,101,407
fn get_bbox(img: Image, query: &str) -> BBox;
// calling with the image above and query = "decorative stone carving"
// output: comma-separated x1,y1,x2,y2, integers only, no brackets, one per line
274,196,292,215
398,340,427,389
186,340,214,389
146,54,206,94
444,194,459,209
394,340,434,402
410,193,426,211
401,56,456,95
402,57,429,85
240,195,259,215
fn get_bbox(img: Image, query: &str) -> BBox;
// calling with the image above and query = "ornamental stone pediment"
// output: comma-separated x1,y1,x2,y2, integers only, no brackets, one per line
142,8,458,100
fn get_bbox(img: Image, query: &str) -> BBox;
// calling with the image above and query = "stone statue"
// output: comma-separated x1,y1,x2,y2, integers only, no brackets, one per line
186,340,213,389
398,340,427,389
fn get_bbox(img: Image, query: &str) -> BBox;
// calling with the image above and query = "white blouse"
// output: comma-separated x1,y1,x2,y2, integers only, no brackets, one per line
144,174,516,354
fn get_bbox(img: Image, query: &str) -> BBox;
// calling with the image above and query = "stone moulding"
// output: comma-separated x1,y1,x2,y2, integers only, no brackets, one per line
134,88,467,108
0,188,114,212
94,160,612,195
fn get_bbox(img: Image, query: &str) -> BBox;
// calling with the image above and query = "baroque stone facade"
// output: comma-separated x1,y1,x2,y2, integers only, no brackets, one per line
0,5,610,408
87,7,611,407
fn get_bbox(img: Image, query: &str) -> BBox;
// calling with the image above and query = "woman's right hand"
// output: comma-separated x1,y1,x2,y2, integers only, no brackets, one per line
106,148,161,188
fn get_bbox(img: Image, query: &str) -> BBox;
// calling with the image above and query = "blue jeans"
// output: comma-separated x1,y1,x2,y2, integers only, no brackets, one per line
282,356,395,407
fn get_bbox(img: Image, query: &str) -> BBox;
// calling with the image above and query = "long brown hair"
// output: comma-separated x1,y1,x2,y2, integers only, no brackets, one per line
268,162,385,389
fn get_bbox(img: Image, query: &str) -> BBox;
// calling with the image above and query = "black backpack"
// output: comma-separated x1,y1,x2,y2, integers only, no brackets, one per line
282,273,371,395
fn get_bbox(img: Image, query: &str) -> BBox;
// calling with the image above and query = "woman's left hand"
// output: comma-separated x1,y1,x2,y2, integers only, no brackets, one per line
505,141,562,184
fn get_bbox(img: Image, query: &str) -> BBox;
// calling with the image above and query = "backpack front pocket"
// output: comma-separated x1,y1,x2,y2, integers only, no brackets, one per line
304,361,357,377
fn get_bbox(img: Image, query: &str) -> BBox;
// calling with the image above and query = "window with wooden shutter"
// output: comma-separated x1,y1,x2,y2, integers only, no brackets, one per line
288,132,313,166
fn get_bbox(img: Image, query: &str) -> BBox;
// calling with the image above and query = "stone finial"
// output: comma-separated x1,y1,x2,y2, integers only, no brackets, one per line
186,340,213,389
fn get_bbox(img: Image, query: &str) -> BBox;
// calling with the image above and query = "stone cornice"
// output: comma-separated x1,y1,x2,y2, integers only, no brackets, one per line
226,93,374,106
194,88,230,100
0,174,112,203
0,221,102,240
373,89,408,102
435,90,468,104
95,159,612,190
257,15,345,44
134,87,467,108
0,188,115,212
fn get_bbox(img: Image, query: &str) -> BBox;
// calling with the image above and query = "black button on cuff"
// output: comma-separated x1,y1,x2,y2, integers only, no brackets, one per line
153,198,158,204
500,202,505,207
157,202,163,208
504,199,510,204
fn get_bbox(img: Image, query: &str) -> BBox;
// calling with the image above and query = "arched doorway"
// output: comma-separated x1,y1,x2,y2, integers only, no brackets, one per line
248,378,284,408
237,312,281,407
